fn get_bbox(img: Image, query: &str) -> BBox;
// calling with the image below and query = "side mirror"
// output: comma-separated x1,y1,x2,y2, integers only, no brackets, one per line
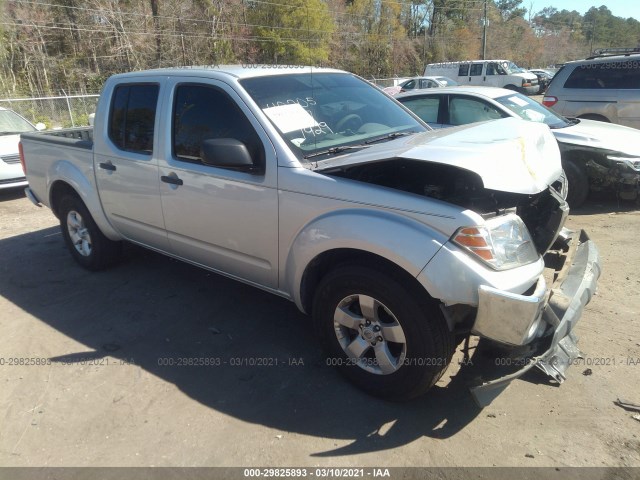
35,122,46,131
200,138,262,174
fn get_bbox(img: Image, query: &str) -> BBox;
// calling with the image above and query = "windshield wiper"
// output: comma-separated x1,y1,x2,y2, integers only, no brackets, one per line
303,144,369,159
364,131,415,145
0,131,25,136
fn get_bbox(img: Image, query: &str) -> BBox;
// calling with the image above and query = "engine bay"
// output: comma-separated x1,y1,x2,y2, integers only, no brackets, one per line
326,158,568,254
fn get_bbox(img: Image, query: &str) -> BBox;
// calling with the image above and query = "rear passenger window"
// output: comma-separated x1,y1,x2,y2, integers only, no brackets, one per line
108,84,159,154
401,97,440,123
565,62,640,89
470,64,483,76
458,64,470,76
172,84,264,166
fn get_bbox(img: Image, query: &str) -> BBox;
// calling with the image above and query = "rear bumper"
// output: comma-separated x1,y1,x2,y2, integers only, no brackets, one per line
24,186,42,206
470,228,601,407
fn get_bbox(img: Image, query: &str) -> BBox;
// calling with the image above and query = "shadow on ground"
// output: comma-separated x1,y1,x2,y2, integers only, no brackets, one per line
0,188,26,202
0,224,556,456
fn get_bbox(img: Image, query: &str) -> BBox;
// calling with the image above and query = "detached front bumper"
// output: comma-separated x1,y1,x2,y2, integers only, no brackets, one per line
470,228,601,407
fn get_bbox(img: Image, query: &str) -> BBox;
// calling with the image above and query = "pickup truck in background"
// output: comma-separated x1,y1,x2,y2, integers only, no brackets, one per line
20,66,601,407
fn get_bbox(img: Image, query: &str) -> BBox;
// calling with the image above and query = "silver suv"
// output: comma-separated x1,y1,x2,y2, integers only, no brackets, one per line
543,48,640,128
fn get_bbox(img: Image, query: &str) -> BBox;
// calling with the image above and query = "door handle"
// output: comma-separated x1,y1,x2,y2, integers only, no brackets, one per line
99,162,116,171
161,175,183,186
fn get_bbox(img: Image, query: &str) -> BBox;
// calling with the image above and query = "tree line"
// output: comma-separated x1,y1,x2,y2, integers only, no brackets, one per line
1,0,639,97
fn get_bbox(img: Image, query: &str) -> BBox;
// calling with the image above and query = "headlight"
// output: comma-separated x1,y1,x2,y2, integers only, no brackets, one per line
607,155,640,172
452,214,539,271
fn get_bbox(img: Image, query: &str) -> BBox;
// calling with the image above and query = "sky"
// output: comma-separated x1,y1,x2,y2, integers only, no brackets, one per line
527,1,640,21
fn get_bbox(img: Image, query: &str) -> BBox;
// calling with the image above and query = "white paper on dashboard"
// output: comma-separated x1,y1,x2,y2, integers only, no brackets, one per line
263,103,319,133
508,95,529,107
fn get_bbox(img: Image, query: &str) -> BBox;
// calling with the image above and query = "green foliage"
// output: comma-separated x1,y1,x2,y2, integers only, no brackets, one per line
495,0,526,20
1,0,640,95
248,0,334,65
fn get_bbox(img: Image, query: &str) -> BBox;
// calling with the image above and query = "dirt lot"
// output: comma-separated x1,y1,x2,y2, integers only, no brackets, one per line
0,188,639,470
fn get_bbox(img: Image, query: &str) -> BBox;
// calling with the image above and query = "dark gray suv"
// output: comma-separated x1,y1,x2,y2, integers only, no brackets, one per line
543,49,640,129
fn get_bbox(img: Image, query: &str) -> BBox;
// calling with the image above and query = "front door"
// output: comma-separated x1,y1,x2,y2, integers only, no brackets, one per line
157,80,279,289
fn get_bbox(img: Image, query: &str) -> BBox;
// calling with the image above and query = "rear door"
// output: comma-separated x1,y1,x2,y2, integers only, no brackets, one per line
156,79,279,289
94,80,169,250
468,62,485,86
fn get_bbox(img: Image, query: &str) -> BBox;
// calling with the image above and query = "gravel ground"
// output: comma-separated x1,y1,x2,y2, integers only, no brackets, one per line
0,187,639,470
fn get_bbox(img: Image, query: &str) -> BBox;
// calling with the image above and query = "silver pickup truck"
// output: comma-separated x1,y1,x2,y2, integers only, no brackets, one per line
19,66,601,406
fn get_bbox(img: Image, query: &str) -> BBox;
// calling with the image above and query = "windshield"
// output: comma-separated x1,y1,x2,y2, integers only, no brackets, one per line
501,61,526,75
436,76,459,86
495,93,569,128
240,73,426,161
0,110,35,135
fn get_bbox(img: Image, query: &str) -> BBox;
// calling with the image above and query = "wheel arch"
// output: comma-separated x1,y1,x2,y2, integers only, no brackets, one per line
50,180,81,218
47,172,120,241
282,209,447,314
299,248,437,316
577,113,610,123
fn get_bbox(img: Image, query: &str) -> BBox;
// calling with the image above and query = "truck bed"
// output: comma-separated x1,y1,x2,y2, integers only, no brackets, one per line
21,127,93,150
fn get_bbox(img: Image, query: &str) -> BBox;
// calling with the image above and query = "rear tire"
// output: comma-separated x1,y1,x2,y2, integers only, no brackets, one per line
59,194,122,271
562,159,589,208
312,264,455,401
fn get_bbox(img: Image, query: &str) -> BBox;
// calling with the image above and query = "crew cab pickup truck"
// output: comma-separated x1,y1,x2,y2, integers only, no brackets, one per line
20,66,601,407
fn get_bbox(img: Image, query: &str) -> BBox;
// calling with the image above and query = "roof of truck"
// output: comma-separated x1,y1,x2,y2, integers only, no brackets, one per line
110,65,344,80
427,60,513,65
395,85,518,99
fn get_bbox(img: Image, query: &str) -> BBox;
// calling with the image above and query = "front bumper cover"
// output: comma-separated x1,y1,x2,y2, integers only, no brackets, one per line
470,228,601,407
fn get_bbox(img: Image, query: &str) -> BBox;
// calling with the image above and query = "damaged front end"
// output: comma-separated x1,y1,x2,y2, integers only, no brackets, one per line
470,228,601,407
324,157,600,407
564,145,640,201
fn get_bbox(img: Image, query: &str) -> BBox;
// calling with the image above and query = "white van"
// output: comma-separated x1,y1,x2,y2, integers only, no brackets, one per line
424,60,539,95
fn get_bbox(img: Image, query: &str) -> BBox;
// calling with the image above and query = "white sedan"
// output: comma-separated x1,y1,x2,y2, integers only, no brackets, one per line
0,107,44,190
383,76,459,96
397,86,640,207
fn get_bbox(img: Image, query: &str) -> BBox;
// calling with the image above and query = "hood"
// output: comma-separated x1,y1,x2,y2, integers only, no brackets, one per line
313,117,562,195
0,134,20,156
553,119,640,157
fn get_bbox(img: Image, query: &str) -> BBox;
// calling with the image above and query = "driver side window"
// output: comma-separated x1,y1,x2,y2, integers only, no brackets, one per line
172,84,264,167
403,80,416,90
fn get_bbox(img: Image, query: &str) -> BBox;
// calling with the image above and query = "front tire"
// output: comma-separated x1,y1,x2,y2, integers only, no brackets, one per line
312,265,455,401
563,159,589,208
59,194,122,271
